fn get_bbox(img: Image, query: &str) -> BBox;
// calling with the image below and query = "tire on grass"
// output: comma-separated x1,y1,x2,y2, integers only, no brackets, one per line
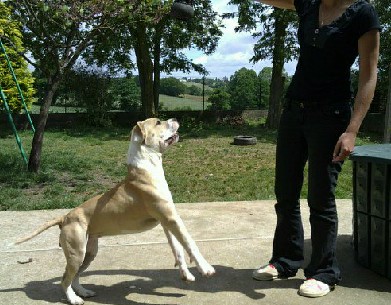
233,136,257,146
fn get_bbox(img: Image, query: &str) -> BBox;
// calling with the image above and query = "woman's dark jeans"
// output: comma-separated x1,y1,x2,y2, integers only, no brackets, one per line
269,99,351,286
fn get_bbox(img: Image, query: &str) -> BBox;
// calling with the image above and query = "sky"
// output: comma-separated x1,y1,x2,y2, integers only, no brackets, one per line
166,0,297,79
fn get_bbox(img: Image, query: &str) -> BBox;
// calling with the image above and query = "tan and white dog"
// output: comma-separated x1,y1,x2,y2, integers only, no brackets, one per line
16,118,215,305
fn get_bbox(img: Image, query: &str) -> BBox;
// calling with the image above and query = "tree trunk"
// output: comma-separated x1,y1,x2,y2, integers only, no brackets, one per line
384,64,391,143
267,73,285,128
153,59,161,113
28,75,61,172
153,21,165,112
133,25,156,118
266,9,288,129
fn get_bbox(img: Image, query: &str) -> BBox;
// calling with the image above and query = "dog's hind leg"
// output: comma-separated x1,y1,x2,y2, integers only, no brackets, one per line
60,223,88,305
72,236,98,298
163,228,195,282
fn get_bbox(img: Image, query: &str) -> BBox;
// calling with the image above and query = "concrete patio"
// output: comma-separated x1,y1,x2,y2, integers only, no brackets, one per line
0,200,390,305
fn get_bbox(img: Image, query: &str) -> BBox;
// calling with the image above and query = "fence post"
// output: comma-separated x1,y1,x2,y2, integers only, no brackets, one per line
384,64,391,143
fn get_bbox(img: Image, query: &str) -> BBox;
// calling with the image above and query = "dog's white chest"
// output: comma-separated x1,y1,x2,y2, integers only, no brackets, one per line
127,149,173,202
155,178,173,202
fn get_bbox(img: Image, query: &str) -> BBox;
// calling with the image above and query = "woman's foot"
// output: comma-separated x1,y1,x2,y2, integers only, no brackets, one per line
252,264,279,281
299,278,335,297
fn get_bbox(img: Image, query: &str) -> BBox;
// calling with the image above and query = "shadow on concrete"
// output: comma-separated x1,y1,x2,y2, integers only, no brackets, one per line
300,234,391,292
333,235,391,292
1,235,390,304
0,266,269,304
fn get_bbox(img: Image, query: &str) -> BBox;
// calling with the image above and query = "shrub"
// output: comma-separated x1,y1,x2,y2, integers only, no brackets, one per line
160,77,187,97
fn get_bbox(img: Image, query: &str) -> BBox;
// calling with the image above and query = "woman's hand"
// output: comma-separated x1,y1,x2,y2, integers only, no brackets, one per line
332,131,357,162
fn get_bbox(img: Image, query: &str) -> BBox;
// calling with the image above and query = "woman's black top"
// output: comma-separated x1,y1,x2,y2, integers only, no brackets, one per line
286,0,381,102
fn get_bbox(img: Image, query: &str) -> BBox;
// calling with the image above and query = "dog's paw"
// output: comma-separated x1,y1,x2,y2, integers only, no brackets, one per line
198,263,216,277
180,268,196,282
67,293,84,305
65,287,85,305
71,297,84,305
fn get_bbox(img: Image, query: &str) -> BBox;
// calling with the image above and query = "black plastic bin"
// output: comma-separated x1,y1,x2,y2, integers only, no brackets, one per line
350,144,391,279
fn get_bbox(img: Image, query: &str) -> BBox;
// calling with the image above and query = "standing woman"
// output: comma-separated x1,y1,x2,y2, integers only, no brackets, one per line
252,0,380,298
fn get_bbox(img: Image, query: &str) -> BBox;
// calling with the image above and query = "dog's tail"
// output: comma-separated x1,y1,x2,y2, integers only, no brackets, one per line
14,216,65,245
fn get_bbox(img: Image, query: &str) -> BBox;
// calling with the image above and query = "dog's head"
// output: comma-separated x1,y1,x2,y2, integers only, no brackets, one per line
131,118,180,153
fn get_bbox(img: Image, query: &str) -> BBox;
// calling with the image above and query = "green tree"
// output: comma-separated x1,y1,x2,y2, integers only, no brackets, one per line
186,84,202,96
226,0,298,128
160,77,187,97
110,77,141,111
373,0,391,112
8,0,131,172
207,87,231,110
258,67,272,109
91,0,223,117
57,72,141,113
228,67,259,110
68,66,114,126
0,2,35,113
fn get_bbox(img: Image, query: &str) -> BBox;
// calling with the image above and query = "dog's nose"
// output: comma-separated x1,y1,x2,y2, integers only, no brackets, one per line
168,118,179,129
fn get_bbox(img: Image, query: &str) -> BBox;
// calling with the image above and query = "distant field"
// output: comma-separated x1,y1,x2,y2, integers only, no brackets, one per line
160,94,210,111
184,81,213,92
30,94,211,113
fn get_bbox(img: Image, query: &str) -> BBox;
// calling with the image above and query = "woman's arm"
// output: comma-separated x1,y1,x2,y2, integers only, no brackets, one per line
255,0,295,10
332,29,380,162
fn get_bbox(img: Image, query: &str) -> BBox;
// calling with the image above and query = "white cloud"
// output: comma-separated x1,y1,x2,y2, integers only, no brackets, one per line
167,0,297,79
193,54,208,65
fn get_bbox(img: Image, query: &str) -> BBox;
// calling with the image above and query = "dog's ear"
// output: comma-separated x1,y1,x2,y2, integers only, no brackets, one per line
131,121,146,143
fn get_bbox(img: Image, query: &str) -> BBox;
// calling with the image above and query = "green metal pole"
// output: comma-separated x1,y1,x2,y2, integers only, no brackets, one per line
0,38,35,133
0,85,29,165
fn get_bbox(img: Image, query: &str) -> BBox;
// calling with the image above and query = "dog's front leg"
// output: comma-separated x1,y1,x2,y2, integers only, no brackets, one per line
161,214,215,278
163,228,195,282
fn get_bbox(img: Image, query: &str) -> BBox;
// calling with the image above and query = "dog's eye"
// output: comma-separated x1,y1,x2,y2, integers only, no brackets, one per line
156,120,161,125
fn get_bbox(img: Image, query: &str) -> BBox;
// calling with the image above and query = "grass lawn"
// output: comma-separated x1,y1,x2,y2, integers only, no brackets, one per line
0,121,382,211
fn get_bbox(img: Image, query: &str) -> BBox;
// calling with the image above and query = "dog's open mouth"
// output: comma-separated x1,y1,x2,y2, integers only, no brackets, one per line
165,133,179,146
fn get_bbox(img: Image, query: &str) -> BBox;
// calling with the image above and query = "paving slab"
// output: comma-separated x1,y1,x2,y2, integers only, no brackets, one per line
0,200,390,305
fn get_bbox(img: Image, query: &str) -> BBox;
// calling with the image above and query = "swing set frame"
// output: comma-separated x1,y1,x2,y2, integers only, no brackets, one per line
0,38,35,166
